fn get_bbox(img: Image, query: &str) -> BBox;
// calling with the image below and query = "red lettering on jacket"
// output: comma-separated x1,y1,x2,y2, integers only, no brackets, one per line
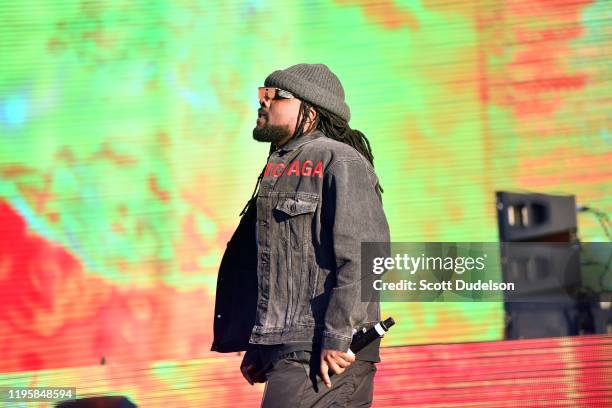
264,162,273,177
287,161,300,176
272,163,285,177
312,161,323,178
301,160,313,176
264,160,324,178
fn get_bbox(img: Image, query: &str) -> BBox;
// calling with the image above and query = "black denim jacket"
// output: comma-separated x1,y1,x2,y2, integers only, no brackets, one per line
211,130,390,353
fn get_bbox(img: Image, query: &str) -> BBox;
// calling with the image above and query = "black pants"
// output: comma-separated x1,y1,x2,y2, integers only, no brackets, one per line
260,350,376,408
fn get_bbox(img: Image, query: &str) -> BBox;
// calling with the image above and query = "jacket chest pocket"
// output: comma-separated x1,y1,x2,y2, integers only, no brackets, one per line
273,194,318,249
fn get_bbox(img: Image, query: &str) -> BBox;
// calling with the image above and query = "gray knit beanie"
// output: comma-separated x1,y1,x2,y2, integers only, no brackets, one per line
264,63,351,123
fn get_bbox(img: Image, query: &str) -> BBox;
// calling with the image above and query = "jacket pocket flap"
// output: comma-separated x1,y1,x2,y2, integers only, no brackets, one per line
275,197,317,216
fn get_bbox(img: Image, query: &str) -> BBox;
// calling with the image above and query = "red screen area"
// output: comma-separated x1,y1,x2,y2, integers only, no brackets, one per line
0,335,610,407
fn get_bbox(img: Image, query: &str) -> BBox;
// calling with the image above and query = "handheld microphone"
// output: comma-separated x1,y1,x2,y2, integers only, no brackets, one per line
347,317,395,356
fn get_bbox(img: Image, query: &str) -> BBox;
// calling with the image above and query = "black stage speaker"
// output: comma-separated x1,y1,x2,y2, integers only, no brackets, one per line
496,191,577,242
496,191,584,340
504,303,578,339
500,242,581,303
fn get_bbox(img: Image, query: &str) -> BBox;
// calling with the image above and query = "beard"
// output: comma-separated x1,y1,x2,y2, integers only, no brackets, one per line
252,123,292,144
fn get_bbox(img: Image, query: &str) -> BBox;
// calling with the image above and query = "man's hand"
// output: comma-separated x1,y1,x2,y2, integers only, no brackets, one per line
240,351,262,385
240,360,256,385
319,348,355,388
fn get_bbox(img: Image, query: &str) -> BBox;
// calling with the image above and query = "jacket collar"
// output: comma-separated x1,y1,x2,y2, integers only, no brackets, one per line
276,130,325,153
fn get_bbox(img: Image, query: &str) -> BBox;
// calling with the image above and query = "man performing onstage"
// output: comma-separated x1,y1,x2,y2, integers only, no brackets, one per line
212,63,390,407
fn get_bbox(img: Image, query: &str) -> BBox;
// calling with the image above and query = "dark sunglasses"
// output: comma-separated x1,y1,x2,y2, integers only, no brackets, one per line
258,87,295,101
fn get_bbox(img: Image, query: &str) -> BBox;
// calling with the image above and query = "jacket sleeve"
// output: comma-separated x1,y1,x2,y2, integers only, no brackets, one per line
321,157,390,352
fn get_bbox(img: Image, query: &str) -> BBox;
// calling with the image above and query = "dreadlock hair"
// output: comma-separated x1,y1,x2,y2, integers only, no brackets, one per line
296,102,375,168
298,101,383,194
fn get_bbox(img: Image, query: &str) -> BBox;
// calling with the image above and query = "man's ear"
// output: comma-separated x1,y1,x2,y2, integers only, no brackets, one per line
304,107,318,133
307,106,317,123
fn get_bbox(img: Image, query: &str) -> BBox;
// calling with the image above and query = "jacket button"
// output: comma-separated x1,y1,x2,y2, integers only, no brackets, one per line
216,314,222,319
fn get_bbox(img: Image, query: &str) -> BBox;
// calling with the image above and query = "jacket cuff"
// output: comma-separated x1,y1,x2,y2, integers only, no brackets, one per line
321,331,352,352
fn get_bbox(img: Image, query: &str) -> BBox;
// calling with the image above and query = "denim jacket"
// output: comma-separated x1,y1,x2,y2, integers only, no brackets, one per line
211,130,390,353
